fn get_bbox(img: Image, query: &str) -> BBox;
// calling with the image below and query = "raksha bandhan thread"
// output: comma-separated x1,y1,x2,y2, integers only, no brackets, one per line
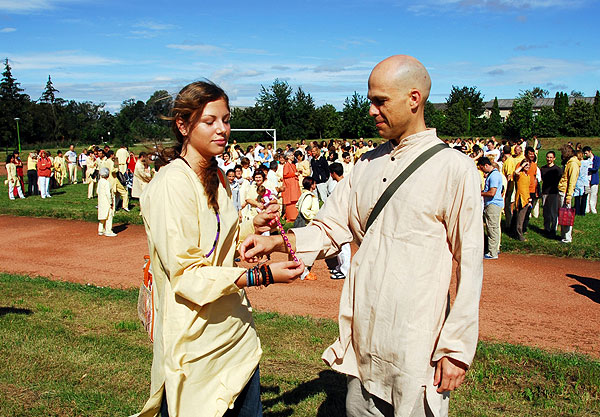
262,191,299,264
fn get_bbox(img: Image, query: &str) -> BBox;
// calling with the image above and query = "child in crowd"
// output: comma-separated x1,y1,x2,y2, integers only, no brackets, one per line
97,168,116,237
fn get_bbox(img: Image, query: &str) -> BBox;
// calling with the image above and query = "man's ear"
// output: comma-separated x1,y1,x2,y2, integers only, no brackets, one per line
409,88,423,110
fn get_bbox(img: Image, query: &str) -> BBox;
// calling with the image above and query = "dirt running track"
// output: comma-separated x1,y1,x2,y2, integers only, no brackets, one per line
1,215,599,358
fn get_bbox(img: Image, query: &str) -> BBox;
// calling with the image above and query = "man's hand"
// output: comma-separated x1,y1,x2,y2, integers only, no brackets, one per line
253,201,279,234
433,356,467,393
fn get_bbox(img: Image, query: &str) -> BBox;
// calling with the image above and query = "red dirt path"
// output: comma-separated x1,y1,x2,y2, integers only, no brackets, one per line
1,215,599,358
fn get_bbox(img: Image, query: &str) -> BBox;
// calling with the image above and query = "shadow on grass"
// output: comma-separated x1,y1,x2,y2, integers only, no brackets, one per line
567,273,600,304
0,306,33,316
263,370,346,416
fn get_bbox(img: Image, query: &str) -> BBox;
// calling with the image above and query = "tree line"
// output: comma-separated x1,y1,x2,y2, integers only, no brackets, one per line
426,86,600,139
1,57,599,151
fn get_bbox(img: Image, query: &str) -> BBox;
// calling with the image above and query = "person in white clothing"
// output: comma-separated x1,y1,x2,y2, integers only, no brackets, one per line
325,162,351,279
64,144,78,184
240,55,483,417
97,168,116,237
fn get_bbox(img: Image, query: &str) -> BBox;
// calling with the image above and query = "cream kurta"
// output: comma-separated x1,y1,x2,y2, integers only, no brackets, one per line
6,162,18,184
135,158,260,417
292,129,483,416
132,160,152,198
97,177,113,220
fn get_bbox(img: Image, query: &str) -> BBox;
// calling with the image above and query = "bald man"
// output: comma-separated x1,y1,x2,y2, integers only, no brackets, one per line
241,55,483,416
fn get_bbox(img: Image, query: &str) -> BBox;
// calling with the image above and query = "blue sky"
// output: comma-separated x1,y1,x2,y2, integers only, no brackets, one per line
1,0,599,113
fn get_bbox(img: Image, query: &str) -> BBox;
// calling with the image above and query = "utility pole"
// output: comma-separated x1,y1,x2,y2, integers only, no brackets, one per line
14,117,21,152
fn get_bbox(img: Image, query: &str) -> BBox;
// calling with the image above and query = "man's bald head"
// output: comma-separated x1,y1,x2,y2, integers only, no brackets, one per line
370,55,431,103
367,55,430,142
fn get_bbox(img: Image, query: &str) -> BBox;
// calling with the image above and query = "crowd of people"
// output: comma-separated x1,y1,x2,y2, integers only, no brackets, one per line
5,144,155,236
468,137,598,254
6,133,598,251
206,137,381,280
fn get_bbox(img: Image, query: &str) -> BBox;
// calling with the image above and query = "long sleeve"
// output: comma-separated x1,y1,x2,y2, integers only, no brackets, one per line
144,168,245,308
292,174,354,267
432,163,484,367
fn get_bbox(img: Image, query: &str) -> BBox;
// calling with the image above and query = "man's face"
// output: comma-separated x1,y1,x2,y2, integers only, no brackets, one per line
526,150,535,161
480,163,493,174
546,153,555,165
344,155,351,163
311,147,320,158
514,145,522,156
69,145,74,151
368,69,412,141
584,150,592,159
235,168,242,179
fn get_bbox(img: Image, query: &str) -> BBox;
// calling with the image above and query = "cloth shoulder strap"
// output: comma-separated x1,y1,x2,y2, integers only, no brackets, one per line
365,142,449,232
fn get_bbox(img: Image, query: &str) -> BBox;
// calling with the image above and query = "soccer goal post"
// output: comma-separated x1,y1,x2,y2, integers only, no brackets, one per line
230,129,277,150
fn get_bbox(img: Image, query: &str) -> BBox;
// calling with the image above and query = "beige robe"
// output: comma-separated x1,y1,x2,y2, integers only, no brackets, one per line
291,129,484,416
135,158,260,417
132,160,153,198
97,178,113,220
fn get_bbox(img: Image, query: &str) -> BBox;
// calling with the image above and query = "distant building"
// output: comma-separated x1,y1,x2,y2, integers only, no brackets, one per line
432,97,595,122
483,97,595,121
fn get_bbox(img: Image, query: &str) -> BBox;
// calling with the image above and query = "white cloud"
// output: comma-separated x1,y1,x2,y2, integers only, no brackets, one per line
406,0,586,14
167,43,223,54
133,20,176,31
1,27,16,32
483,56,595,84
5,51,120,70
0,0,80,13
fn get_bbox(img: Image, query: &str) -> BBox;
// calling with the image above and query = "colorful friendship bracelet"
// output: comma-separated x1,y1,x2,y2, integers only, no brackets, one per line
246,263,274,287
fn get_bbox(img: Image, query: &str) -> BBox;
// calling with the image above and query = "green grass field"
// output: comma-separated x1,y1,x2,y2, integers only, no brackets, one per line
0,273,598,416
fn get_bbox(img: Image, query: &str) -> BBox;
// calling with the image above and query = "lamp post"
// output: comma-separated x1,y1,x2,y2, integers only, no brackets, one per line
467,107,472,135
14,117,21,153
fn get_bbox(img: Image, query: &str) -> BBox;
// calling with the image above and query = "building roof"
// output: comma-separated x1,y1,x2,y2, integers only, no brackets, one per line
483,97,595,110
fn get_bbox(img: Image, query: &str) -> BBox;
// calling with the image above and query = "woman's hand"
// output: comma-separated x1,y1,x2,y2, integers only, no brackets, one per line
253,201,279,233
240,234,280,262
270,259,305,284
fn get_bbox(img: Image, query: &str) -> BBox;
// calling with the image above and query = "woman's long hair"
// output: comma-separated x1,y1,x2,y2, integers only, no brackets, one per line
161,80,229,211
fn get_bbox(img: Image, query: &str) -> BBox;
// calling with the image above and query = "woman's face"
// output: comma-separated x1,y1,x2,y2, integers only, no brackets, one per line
181,98,230,160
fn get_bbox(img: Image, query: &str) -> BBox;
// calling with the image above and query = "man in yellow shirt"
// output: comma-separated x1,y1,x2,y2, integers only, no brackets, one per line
27,151,39,196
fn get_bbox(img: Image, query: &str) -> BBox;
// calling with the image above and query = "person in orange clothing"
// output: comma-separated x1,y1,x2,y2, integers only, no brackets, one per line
523,146,540,232
281,153,301,222
513,159,531,241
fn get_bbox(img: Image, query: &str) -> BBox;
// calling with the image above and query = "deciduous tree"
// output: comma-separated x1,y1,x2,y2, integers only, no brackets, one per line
340,92,376,139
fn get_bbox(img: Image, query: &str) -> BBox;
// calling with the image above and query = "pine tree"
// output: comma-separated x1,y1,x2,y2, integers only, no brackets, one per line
488,97,503,136
0,58,29,148
0,58,25,100
40,75,59,103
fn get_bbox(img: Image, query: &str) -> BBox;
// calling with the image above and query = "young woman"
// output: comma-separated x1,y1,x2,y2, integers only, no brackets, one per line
5,154,25,199
136,81,303,417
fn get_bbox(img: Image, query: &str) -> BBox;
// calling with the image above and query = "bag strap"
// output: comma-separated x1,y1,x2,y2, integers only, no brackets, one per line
365,142,449,232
